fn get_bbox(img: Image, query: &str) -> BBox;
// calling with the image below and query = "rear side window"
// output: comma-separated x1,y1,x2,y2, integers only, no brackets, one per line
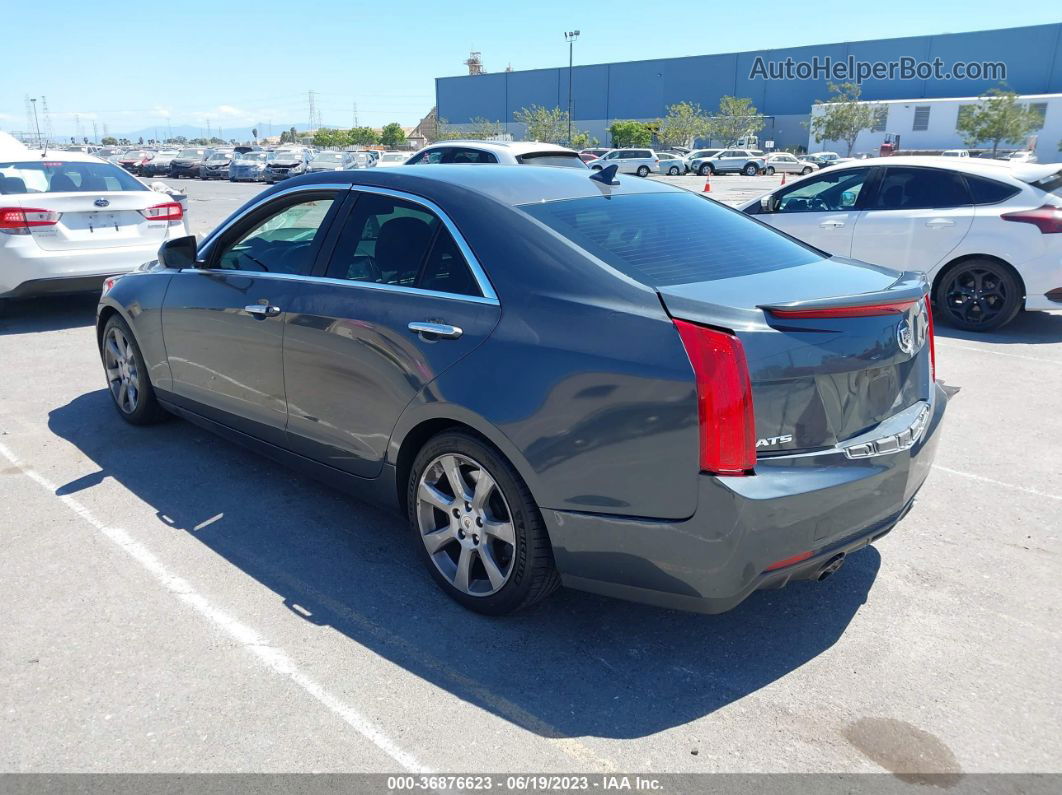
516,152,587,168
325,192,481,296
871,167,970,210
0,161,147,194
964,175,1021,204
446,148,497,164
521,192,818,286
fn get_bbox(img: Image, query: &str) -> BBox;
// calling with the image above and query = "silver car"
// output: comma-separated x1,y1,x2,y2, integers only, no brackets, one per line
700,149,767,176
688,149,724,176
763,152,817,176
308,151,358,172
656,152,687,176
586,148,659,177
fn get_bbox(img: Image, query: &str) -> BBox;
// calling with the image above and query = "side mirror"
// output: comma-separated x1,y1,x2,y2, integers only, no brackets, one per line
759,195,775,213
158,235,198,269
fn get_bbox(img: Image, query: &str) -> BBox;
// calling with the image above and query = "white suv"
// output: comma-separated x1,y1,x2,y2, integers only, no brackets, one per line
405,140,586,168
741,156,1062,330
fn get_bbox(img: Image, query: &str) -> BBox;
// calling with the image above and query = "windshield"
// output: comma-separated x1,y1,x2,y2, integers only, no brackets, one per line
0,160,148,194
313,152,347,162
515,151,587,169
381,153,406,162
238,152,269,163
178,149,205,158
208,153,231,162
521,192,817,286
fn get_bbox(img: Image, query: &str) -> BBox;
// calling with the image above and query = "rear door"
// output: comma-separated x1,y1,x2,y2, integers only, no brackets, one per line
283,188,501,477
756,167,873,257
161,187,345,445
849,165,974,272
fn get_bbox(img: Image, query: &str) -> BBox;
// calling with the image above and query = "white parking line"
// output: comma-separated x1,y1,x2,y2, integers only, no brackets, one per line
933,464,1062,502
0,439,429,774
935,341,1056,364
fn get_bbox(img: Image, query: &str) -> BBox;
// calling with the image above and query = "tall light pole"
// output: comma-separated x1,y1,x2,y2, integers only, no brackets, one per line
29,98,42,149
564,30,580,145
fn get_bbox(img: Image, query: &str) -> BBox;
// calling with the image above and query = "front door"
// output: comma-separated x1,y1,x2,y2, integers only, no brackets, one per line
758,167,872,258
161,189,344,444
283,189,501,477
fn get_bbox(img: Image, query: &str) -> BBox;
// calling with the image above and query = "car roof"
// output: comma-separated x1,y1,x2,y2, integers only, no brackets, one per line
272,163,677,207
421,140,576,155
833,155,1060,183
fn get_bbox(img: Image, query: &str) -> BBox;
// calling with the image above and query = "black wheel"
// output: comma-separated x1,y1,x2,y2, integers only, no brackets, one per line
408,431,559,615
667,166,679,175
698,163,713,176
743,162,759,176
636,165,650,177
934,258,1022,332
100,314,168,425
801,166,813,174
765,166,775,176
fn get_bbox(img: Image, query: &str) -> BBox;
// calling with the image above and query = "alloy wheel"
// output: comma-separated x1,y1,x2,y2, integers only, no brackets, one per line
416,453,516,597
103,326,140,414
941,265,1010,327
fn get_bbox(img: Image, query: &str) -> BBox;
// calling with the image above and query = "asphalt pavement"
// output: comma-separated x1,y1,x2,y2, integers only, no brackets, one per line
0,172,1059,777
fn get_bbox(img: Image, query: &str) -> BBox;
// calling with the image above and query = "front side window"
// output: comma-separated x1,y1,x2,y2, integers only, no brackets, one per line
407,148,445,165
773,169,868,213
324,192,481,296
871,167,969,210
215,195,336,274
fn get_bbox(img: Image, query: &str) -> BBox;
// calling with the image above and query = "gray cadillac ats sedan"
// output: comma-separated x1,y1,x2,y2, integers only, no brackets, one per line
96,165,946,615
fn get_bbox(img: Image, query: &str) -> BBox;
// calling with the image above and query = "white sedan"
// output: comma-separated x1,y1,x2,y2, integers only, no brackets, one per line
741,156,1062,331
0,147,190,310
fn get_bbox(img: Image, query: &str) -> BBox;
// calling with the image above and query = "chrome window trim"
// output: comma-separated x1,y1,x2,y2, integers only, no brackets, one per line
192,182,498,303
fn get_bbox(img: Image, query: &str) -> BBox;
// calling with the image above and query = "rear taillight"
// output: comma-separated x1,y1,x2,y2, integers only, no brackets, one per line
1001,204,1062,234
673,319,756,476
924,295,936,382
0,207,61,235
140,202,184,222
768,300,916,319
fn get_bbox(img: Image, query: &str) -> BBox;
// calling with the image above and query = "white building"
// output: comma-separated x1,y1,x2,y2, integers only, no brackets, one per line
808,93,1062,162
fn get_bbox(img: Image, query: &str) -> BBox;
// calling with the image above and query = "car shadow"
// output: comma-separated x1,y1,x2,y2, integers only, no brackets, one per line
0,294,98,336
49,390,880,740
935,309,1062,345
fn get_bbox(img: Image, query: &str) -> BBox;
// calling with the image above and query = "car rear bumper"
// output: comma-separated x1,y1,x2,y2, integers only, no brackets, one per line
0,224,187,298
544,382,947,614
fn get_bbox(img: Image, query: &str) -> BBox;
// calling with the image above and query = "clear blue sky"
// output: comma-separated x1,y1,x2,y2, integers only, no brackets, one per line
3,0,1060,138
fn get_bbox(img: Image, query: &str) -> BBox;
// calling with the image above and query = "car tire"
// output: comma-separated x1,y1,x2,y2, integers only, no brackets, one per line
407,430,560,615
667,166,679,175
636,165,650,177
698,163,713,176
801,166,813,174
743,163,759,176
933,258,1023,332
100,314,168,425
766,166,775,176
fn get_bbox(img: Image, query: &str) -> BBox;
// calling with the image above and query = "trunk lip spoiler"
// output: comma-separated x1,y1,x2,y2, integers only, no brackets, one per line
758,276,927,315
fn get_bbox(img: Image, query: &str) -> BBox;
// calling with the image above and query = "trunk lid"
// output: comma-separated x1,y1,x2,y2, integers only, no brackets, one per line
658,257,933,455
5,191,174,251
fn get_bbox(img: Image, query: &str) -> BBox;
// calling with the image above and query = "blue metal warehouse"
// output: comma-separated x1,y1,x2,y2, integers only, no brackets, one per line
435,24,1062,149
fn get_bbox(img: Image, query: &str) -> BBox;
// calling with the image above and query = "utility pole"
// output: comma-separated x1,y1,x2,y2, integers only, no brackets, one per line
564,30,580,145
92,121,98,143
41,96,53,142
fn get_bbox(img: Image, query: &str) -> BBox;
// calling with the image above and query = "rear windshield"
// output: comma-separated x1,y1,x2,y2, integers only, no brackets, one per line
0,161,148,194
1032,170,1062,197
520,192,818,286
516,152,587,169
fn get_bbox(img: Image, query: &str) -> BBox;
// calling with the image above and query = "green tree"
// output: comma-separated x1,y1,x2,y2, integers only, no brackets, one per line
707,95,765,148
608,120,652,148
658,102,710,148
432,117,462,141
379,122,406,148
513,105,568,144
569,130,598,149
807,82,875,156
469,117,503,139
101,136,117,146
349,126,379,146
956,87,1042,157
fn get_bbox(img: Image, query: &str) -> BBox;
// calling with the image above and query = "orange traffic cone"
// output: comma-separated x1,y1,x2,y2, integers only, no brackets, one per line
780,171,786,185
702,173,711,193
